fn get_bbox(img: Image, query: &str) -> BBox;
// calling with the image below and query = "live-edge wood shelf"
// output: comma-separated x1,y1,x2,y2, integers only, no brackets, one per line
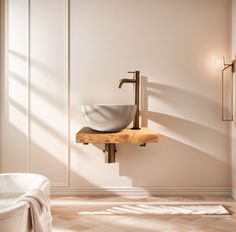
76,127,159,144
76,127,159,163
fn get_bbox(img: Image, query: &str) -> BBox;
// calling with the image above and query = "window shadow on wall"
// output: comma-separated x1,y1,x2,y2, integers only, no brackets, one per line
4,50,121,196
117,76,231,188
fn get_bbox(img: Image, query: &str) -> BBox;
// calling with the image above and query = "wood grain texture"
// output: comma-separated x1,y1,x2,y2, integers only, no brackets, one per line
76,127,159,144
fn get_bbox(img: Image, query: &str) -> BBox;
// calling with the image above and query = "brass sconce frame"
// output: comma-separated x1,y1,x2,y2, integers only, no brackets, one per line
222,57,235,121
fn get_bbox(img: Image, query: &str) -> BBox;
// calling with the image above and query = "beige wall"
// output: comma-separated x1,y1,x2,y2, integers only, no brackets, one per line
232,0,236,199
0,0,232,195
0,0,4,172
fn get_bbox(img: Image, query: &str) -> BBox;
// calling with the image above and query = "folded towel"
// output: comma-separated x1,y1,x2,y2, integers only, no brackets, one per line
18,189,52,232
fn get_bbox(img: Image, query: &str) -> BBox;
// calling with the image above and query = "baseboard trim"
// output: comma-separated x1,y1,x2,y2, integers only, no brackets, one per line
51,186,231,196
232,188,236,199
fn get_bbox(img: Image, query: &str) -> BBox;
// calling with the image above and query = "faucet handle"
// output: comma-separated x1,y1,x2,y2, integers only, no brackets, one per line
128,71,136,78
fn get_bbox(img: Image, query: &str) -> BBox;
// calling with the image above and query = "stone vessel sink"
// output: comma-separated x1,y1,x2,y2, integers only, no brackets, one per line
81,104,137,132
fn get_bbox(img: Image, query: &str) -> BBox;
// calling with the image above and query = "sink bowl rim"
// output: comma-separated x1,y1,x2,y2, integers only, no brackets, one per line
81,104,137,132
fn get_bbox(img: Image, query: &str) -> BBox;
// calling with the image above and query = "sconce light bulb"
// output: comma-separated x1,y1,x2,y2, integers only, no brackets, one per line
216,56,224,71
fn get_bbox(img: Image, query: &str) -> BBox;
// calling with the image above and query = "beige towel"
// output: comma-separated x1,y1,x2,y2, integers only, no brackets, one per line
18,189,52,232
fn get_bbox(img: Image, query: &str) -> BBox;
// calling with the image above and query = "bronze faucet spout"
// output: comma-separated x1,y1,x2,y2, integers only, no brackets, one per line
118,71,140,130
118,78,136,88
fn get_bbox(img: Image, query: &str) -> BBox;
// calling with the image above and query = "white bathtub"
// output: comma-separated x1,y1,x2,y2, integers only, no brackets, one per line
0,173,50,232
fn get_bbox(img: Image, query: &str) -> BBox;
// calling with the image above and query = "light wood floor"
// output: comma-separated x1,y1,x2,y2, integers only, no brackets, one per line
51,196,236,232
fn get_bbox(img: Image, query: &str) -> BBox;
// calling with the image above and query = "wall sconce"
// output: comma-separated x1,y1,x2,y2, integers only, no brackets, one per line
217,57,235,121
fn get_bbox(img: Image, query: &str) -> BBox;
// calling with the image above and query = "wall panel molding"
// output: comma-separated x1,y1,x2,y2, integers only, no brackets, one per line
28,0,69,186
1,0,70,185
2,0,29,171
26,0,31,172
0,0,6,172
65,0,71,187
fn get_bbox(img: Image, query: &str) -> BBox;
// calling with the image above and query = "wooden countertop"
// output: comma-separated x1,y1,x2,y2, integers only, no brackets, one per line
76,127,159,144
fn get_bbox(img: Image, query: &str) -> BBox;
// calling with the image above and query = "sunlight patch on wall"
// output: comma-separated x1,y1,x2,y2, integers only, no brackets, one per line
8,104,27,134
30,122,66,163
31,93,66,135
8,75,27,107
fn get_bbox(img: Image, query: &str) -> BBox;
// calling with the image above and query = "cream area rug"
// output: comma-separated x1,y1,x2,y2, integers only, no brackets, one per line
78,204,229,215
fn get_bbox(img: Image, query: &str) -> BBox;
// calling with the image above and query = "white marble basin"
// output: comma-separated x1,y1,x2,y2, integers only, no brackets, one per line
81,104,137,132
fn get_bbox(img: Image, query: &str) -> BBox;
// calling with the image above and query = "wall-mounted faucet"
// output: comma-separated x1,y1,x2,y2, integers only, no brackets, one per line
118,71,140,130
